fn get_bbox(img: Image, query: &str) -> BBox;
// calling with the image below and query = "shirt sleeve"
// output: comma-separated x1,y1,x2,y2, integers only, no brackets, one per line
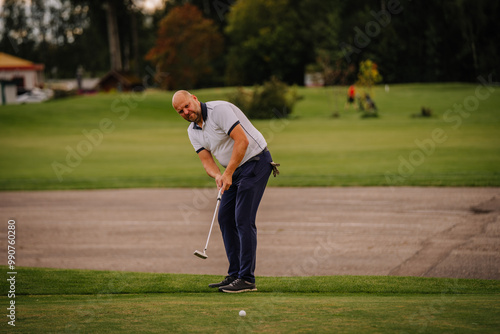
187,127,205,153
211,103,240,135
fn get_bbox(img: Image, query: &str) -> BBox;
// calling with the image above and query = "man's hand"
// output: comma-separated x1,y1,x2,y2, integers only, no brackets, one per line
216,172,233,193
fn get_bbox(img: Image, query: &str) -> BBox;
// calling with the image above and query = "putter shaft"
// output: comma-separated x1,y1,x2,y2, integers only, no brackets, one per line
194,189,222,259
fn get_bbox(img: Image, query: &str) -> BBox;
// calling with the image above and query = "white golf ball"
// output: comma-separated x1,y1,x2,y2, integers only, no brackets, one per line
239,310,246,317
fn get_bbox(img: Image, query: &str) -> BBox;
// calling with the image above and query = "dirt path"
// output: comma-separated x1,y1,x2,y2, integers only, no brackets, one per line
1,187,498,279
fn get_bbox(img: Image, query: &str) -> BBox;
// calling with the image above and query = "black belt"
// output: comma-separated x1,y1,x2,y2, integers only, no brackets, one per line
246,147,269,163
232,148,268,178
233,148,280,178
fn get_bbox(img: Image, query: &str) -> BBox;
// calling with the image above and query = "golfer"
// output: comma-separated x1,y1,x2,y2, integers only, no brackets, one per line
172,90,278,293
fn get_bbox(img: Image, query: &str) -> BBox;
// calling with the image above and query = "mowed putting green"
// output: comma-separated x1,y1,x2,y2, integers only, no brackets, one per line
0,83,499,190
1,267,499,333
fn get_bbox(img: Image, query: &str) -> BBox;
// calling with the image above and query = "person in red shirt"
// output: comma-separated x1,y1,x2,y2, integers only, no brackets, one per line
345,85,357,110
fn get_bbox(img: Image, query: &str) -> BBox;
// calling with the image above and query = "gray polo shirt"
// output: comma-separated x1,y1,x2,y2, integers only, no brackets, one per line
187,101,267,168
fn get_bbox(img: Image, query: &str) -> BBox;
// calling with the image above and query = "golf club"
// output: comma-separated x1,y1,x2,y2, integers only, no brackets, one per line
194,188,222,259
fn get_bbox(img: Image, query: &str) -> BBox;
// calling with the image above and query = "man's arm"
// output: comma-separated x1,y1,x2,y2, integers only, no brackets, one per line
219,124,249,192
198,149,222,180
197,124,249,193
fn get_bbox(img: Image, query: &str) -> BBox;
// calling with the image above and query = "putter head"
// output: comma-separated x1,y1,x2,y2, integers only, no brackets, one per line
194,250,208,259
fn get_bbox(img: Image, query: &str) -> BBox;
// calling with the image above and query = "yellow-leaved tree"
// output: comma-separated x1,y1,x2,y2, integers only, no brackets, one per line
355,59,382,116
356,59,382,95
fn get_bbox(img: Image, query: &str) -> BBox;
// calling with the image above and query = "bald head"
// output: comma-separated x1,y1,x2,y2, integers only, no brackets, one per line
172,90,191,107
172,90,202,125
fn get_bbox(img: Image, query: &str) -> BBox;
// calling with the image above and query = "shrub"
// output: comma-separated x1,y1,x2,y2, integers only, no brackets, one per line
228,77,302,119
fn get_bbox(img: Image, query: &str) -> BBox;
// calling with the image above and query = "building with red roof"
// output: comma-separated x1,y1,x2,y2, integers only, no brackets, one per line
0,52,45,93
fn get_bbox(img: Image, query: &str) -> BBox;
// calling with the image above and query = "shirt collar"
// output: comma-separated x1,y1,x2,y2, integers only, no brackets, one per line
193,102,208,130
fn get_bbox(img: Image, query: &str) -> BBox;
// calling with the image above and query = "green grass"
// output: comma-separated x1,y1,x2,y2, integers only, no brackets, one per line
0,83,499,190
1,266,499,333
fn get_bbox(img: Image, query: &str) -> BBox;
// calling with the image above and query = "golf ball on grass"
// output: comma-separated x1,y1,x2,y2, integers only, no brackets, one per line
239,310,246,317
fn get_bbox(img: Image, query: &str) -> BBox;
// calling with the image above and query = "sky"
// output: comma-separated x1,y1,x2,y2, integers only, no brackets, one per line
136,0,165,13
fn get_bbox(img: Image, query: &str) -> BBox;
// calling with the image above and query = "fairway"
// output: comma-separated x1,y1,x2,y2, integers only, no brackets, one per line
1,267,499,333
15,293,500,333
0,83,499,190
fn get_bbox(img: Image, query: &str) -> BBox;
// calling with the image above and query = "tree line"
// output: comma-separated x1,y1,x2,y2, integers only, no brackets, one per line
1,0,498,88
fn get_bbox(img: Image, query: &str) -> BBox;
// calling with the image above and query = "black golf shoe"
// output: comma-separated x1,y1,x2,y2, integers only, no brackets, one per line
208,275,237,288
219,278,257,293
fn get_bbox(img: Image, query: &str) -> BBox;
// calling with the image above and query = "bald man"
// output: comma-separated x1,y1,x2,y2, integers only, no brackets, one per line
172,90,278,293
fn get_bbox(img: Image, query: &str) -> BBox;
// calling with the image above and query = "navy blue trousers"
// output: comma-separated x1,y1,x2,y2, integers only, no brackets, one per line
218,150,272,283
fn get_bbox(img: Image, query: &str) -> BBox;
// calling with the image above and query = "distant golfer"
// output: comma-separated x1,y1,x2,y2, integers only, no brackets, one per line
172,90,279,293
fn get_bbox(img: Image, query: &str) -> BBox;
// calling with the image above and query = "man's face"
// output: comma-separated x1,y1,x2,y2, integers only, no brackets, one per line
173,94,202,124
